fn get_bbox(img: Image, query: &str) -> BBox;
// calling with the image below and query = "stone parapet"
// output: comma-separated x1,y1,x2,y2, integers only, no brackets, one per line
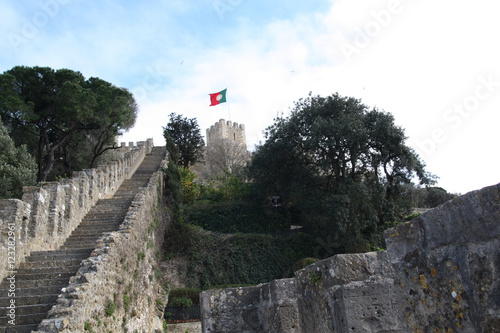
0,139,154,282
201,251,399,332
200,182,500,332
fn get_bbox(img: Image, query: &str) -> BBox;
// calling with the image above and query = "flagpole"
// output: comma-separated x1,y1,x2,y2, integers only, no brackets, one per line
226,87,231,121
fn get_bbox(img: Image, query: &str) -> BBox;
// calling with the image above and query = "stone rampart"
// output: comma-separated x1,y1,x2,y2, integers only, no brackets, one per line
0,139,153,282
201,182,500,332
206,119,246,148
35,149,169,332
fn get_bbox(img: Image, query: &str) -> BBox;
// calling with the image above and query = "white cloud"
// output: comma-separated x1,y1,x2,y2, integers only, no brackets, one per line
3,0,498,194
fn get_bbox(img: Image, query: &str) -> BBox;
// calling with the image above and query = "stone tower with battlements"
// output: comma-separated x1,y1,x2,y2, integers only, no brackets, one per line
206,119,246,149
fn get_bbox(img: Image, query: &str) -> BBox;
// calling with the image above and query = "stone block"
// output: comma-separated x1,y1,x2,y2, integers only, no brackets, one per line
330,277,402,332
260,279,301,333
201,286,262,332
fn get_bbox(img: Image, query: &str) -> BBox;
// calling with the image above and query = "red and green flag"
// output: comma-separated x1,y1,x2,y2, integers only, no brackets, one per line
209,88,227,106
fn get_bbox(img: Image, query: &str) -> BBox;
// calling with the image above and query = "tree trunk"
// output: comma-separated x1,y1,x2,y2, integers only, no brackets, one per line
38,148,55,182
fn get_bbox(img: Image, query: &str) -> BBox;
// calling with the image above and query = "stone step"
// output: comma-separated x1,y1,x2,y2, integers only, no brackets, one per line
65,229,119,236
30,248,94,257
0,323,40,333
80,215,128,220
60,242,99,249
0,294,59,307
90,204,132,210
0,304,54,317
18,259,84,269
84,210,129,217
83,212,128,218
69,230,119,237
0,277,69,289
80,214,125,220
0,312,49,326
70,224,121,232
8,271,74,283
25,251,91,262
1,285,63,297
15,264,81,275
76,223,123,229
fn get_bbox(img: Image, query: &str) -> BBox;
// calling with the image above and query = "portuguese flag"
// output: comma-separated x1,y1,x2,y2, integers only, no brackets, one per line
209,88,227,106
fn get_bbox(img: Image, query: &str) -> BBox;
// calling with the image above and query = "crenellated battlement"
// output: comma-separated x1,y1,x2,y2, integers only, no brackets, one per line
206,119,246,148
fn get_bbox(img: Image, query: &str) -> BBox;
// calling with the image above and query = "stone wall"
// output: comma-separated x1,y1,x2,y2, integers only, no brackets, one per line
200,182,500,332
385,182,500,332
35,149,169,332
201,252,400,333
0,139,153,283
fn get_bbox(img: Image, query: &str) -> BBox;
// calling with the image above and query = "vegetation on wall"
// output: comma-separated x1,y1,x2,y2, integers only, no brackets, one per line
164,221,315,288
182,201,289,234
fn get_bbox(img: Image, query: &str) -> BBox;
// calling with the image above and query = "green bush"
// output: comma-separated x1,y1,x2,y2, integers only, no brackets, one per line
164,223,316,288
289,257,320,276
198,170,253,202
169,287,201,305
168,296,193,308
182,202,290,234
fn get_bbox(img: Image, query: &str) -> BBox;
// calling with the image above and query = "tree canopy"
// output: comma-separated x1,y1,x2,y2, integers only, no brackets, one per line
0,117,37,198
0,66,137,182
250,93,434,246
163,113,205,168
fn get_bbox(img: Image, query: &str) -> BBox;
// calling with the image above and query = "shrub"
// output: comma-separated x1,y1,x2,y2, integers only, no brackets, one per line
104,301,116,317
290,257,320,275
168,296,193,308
182,202,290,234
169,287,201,305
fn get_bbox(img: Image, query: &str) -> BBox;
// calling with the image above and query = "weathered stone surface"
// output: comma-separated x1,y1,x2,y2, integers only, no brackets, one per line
201,251,399,333
201,183,500,332
385,183,500,332
294,251,399,333
201,286,263,332
260,279,300,333
329,277,402,332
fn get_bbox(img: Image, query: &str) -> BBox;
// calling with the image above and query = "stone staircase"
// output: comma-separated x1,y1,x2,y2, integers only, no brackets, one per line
0,147,166,333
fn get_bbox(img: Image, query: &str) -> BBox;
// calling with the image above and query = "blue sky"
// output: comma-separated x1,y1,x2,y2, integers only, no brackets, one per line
1,0,499,194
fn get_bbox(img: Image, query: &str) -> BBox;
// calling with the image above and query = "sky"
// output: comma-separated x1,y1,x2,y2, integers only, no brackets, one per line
1,0,499,195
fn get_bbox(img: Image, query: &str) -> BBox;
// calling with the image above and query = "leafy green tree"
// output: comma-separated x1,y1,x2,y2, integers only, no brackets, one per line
250,93,434,246
164,132,182,209
0,117,37,198
84,77,137,168
424,187,456,208
0,66,137,182
163,113,204,168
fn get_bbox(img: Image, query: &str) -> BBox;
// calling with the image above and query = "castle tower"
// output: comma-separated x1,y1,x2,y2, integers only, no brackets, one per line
206,119,246,149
